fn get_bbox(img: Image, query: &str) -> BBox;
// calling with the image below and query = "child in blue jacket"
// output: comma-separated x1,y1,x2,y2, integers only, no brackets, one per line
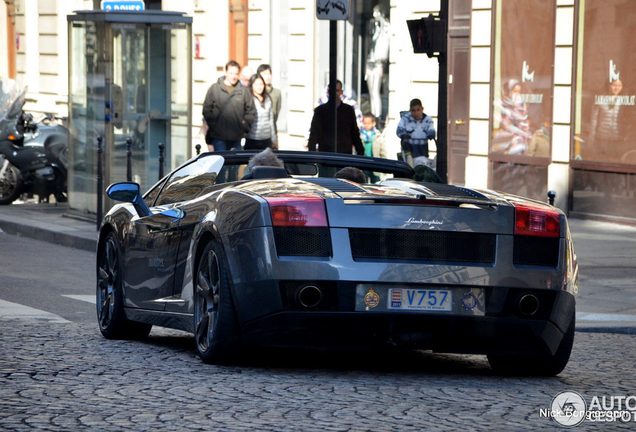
396,98,436,162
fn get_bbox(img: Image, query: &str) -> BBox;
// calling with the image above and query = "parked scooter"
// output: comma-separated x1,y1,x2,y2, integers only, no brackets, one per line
0,78,68,205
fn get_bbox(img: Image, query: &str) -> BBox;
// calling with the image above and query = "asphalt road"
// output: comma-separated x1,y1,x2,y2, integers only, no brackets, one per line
0,233,95,323
1,234,636,431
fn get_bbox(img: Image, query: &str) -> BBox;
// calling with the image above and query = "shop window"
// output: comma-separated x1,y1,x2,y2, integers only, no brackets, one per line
490,0,555,163
571,169,636,218
572,0,636,167
489,0,555,199
491,162,548,203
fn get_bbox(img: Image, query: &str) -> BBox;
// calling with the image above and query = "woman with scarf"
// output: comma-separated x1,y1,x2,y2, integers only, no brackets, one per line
493,79,533,154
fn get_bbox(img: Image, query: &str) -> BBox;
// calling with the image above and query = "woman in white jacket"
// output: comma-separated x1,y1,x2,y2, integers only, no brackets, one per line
245,73,278,150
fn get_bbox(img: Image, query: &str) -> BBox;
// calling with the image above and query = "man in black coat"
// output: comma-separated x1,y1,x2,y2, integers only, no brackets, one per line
202,60,256,151
307,80,365,155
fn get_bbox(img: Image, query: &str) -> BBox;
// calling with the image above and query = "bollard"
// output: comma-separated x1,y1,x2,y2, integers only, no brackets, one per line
96,136,103,231
158,143,165,181
547,190,556,206
195,144,201,155
126,137,132,182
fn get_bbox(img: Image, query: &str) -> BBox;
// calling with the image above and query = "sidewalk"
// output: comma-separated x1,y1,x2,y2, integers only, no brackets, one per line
1,200,635,333
0,200,97,252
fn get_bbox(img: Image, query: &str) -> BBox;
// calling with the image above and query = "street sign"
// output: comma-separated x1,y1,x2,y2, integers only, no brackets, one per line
316,0,350,21
101,1,145,11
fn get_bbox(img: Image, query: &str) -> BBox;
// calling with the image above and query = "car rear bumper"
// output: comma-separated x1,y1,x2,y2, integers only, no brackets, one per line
241,313,570,356
239,290,576,357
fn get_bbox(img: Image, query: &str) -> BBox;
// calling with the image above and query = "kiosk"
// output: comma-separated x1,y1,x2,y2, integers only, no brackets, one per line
67,10,192,216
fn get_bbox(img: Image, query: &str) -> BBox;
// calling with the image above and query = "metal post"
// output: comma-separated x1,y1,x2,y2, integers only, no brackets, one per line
329,20,338,153
126,137,132,182
158,143,165,180
195,144,201,155
436,0,449,183
96,136,103,231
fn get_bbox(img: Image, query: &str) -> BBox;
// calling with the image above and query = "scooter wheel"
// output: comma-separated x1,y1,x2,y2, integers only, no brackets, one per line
0,162,23,205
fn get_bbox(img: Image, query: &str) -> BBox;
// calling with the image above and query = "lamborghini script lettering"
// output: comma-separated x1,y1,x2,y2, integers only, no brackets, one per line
405,218,443,225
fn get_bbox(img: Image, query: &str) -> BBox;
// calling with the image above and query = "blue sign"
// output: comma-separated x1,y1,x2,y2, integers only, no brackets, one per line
101,1,145,11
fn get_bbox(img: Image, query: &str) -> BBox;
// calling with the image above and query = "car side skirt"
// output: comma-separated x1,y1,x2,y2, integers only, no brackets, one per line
125,308,194,334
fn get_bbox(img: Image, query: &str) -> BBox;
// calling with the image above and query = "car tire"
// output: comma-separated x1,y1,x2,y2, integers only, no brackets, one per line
194,240,241,364
96,232,152,340
0,161,24,205
487,313,575,376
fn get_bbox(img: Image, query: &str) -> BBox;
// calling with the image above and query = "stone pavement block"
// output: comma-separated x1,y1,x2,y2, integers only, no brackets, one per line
1,320,636,430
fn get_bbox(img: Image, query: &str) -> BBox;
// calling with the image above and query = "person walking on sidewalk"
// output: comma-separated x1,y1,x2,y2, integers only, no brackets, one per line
239,65,255,87
256,64,282,124
245,73,278,150
202,60,255,151
307,80,365,155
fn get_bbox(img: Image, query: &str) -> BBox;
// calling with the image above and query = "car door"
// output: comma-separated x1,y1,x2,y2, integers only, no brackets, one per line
123,206,184,310
122,154,225,311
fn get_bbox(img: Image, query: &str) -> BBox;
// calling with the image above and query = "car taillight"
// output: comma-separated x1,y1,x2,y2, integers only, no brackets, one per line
513,202,560,237
265,194,328,227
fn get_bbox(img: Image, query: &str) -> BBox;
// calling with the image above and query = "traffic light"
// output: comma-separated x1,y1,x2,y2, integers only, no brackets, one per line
407,15,447,58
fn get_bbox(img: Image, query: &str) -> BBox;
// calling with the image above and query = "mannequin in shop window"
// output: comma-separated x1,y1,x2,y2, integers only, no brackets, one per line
365,5,390,124
587,78,631,163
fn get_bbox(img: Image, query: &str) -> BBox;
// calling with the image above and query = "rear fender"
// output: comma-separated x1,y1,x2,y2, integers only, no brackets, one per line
175,219,224,316
190,218,223,282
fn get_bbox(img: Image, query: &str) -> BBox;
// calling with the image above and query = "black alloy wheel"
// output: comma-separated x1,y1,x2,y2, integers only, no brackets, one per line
96,232,151,340
0,161,23,205
194,241,240,364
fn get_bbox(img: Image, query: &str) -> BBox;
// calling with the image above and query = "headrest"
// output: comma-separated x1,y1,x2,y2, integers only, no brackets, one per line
250,166,289,179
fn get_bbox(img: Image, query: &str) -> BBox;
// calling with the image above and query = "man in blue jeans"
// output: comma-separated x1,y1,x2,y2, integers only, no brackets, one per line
203,60,256,151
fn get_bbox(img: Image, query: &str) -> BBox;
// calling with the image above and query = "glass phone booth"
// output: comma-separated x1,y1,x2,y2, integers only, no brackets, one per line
67,10,192,217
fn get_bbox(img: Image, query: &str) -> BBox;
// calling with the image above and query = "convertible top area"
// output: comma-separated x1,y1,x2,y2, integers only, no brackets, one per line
213,150,415,177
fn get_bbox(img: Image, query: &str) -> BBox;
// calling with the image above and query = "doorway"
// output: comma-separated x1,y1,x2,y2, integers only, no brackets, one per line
229,0,248,67
447,0,471,186
5,2,16,78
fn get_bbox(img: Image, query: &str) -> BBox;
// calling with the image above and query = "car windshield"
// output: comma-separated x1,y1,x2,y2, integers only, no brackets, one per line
145,154,225,206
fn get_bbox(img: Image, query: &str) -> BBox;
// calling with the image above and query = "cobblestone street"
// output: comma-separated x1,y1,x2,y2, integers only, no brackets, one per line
1,320,635,431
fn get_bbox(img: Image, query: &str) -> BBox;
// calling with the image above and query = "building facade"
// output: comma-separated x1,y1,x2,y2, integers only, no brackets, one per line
1,0,634,222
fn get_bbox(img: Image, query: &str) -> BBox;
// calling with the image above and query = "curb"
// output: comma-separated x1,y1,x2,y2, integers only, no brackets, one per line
576,326,636,335
0,219,97,252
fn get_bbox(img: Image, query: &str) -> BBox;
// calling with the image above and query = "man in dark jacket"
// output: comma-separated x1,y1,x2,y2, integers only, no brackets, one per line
307,80,365,155
203,60,256,151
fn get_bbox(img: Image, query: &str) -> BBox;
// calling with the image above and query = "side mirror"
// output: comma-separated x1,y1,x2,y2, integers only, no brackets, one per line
106,182,151,217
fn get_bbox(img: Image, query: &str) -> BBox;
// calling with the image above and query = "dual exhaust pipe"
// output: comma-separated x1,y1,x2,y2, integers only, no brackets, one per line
517,293,540,317
296,284,323,309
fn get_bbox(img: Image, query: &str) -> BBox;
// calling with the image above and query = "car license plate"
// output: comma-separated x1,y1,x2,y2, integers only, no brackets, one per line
387,288,452,311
